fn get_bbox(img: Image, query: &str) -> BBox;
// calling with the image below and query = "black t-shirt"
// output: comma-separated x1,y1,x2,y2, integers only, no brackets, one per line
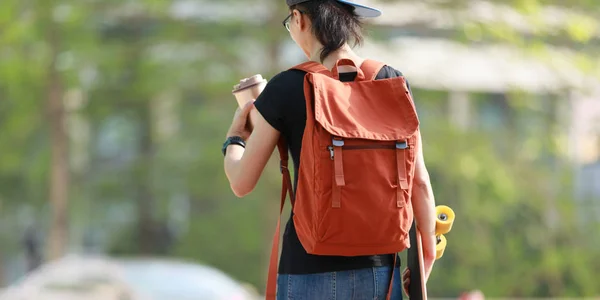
255,65,411,274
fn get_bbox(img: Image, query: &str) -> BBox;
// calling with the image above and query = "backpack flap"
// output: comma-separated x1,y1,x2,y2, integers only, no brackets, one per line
311,73,419,141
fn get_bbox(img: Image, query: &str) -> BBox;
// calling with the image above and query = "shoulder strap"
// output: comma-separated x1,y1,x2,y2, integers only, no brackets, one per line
265,137,295,300
291,60,385,80
290,61,333,77
360,59,386,80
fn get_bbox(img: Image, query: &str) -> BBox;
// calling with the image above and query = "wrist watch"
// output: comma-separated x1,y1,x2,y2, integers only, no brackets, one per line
222,136,246,156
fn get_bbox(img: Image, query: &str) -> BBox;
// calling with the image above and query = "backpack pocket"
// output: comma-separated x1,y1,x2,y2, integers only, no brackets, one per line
316,140,414,248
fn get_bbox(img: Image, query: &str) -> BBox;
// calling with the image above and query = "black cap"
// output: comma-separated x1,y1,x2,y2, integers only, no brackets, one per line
286,0,381,18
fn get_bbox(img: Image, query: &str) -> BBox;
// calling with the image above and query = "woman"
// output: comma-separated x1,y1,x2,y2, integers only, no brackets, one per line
223,0,438,298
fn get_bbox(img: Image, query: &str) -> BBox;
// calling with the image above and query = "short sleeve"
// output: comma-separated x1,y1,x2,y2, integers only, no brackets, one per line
254,70,305,133
377,66,414,99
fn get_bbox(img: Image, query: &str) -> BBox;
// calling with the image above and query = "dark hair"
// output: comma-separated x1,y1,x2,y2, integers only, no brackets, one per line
290,0,364,62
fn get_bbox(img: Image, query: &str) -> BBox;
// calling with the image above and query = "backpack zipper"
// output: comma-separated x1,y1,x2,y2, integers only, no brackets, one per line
327,142,409,160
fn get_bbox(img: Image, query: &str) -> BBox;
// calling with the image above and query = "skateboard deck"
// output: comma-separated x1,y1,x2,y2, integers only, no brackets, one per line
406,205,455,300
407,221,426,300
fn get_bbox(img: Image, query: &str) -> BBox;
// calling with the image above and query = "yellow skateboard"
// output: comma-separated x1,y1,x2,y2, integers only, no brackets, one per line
435,205,455,259
406,205,455,299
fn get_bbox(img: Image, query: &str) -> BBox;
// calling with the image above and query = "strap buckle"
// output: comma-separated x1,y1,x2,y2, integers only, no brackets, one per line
396,141,409,149
332,138,345,147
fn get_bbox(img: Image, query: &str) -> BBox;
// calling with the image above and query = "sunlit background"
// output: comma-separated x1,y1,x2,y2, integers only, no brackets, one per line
0,0,599,299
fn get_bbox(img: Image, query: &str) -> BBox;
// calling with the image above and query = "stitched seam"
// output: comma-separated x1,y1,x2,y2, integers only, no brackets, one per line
351,270,355,300
373,267,378,300
287,275,292,300
330,272,336,300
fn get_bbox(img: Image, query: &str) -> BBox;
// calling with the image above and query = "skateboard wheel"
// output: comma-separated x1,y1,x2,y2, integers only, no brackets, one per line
436,234,447,259
435,205,455,235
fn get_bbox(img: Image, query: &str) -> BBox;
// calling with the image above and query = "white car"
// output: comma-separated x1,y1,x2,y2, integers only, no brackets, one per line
0,255,259,300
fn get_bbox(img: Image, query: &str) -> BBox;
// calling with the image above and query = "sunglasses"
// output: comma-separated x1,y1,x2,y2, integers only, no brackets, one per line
282,10,305,32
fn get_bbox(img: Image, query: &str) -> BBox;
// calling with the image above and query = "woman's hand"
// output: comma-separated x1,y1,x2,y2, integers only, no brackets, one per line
226,100,255,140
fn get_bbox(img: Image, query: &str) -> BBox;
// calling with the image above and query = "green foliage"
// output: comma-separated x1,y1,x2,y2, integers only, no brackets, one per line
0,0,598,296
413,89,600,297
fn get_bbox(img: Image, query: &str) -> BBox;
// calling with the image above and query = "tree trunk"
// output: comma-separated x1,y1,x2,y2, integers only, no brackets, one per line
0,255,4,287
136,104,156,254
120,31,157,254
45,3,69,261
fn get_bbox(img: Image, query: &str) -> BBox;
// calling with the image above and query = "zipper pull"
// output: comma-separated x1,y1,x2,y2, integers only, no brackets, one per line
328,146,334,160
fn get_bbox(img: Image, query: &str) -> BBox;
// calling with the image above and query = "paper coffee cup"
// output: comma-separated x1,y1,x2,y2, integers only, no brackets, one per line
232,75,267,129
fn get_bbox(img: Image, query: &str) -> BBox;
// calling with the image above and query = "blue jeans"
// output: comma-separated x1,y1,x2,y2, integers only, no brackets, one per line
277,266,403,300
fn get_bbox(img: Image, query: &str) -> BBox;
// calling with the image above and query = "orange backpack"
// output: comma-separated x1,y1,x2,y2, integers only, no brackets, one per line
266,58,420,299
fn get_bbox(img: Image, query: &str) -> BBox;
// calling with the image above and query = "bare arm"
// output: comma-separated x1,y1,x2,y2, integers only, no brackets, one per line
411,130,437,279
224,103,280,197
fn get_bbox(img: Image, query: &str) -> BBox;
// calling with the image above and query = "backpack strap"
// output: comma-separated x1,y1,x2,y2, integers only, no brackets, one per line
290,61,333,76
265,137,295,300
360,59,386,80
291,60,385,79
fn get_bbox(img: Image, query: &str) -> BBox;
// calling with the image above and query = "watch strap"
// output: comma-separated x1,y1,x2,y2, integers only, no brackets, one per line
222,136,246,156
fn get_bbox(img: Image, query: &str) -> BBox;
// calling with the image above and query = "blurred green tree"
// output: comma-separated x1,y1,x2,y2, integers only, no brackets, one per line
0,0,598,296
